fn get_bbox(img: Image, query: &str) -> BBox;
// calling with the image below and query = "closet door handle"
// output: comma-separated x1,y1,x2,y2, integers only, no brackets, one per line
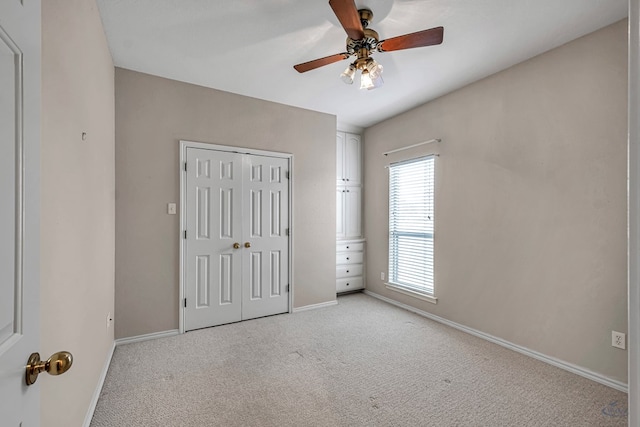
233,243,240,249
244,242,251,248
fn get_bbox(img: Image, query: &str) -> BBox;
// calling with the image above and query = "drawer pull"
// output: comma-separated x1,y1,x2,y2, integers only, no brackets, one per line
346,257,350,260
346,270,349,273
346,283,350,286
346,246,349,249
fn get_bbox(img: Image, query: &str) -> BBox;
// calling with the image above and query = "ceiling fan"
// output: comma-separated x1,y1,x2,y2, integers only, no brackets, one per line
293,0,444,90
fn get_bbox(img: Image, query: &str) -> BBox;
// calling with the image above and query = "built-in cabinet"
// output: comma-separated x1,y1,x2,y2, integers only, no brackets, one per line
336,131,365,293
336,132,362,239
336,239,365,293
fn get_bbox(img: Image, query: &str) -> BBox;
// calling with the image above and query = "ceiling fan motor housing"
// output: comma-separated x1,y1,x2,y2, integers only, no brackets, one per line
345,28,379,56
345,9,379,56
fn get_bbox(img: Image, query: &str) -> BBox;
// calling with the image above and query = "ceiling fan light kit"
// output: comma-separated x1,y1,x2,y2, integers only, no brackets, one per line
293,0,444,90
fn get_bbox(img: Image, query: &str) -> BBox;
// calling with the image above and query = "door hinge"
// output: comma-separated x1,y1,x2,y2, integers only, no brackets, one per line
184,230,187,239
184,298,187,308
286,171,290,179
286,284,290,292
285,228,289,236
184,162,187,172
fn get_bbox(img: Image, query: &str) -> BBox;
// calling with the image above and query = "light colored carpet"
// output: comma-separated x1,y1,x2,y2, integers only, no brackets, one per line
91,293,627,426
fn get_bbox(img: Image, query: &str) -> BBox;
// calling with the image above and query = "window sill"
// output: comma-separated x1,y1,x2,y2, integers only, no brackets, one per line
385,283,438,304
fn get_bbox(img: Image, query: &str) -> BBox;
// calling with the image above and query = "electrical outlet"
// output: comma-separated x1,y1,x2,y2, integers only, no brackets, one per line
380,272,385,281
167,203,177,215
612,331,626,349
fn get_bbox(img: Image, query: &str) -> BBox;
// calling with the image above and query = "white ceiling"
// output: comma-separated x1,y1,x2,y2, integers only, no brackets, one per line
96,0,628,131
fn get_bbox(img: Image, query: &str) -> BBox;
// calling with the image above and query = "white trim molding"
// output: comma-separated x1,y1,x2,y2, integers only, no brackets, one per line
629,0,640,423
292,300,338,313
82,342,116,427
115,329,180,346
364,290,628,393
385,283,438,304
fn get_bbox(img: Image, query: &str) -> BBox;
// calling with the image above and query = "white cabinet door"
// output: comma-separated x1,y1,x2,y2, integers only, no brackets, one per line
344,133,361,185
336,131,346,185
344,186,362,238
0,1,41,425
337,132,361,185
336,186,362,239
336,187,345,238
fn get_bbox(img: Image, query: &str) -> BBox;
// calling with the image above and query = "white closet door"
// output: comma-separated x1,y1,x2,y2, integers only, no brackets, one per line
241,155,289,320
184,148,290,331
185,148,243,330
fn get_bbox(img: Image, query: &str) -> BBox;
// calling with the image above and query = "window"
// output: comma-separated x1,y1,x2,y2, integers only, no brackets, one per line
388,156,435,300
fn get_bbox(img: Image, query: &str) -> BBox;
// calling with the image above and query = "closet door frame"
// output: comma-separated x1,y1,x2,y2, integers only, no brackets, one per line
178,140,294,334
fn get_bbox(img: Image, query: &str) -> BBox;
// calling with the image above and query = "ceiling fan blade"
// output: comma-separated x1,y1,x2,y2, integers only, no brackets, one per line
294,53,350,73
378,27,444,52
329,0,364,40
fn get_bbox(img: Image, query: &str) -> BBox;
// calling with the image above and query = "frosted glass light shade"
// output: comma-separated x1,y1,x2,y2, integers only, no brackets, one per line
360,69,374,89
340,64,356,84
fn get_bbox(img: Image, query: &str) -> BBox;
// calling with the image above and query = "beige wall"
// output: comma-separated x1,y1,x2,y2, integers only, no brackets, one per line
363,20,628,383
41,0,115,426
114,68,336,339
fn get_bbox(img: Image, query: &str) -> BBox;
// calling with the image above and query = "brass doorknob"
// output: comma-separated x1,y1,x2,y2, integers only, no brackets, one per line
233,242,240,249
244,242,251,248
25,351,73,386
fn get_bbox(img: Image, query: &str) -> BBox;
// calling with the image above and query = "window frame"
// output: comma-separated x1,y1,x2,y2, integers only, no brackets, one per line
386,155,437,304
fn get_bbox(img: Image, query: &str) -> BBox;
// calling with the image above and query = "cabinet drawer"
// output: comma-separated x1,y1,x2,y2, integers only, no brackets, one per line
337,277,363,292
336,242,364,252
336,264,363,278
336,252,363,265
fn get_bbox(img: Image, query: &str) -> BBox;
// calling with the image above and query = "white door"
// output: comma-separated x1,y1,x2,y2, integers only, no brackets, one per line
184,147,290,331
241,154,289,320
0,0,41,425
185,149,243,330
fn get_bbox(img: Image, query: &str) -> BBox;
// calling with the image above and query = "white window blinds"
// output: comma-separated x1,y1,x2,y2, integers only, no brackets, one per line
388,156,435,295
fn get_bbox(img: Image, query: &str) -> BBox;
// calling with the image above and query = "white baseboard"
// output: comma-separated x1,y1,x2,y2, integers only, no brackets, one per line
292,300,338,313
115,329,180,346
364,290,628,393
83,341,116,427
